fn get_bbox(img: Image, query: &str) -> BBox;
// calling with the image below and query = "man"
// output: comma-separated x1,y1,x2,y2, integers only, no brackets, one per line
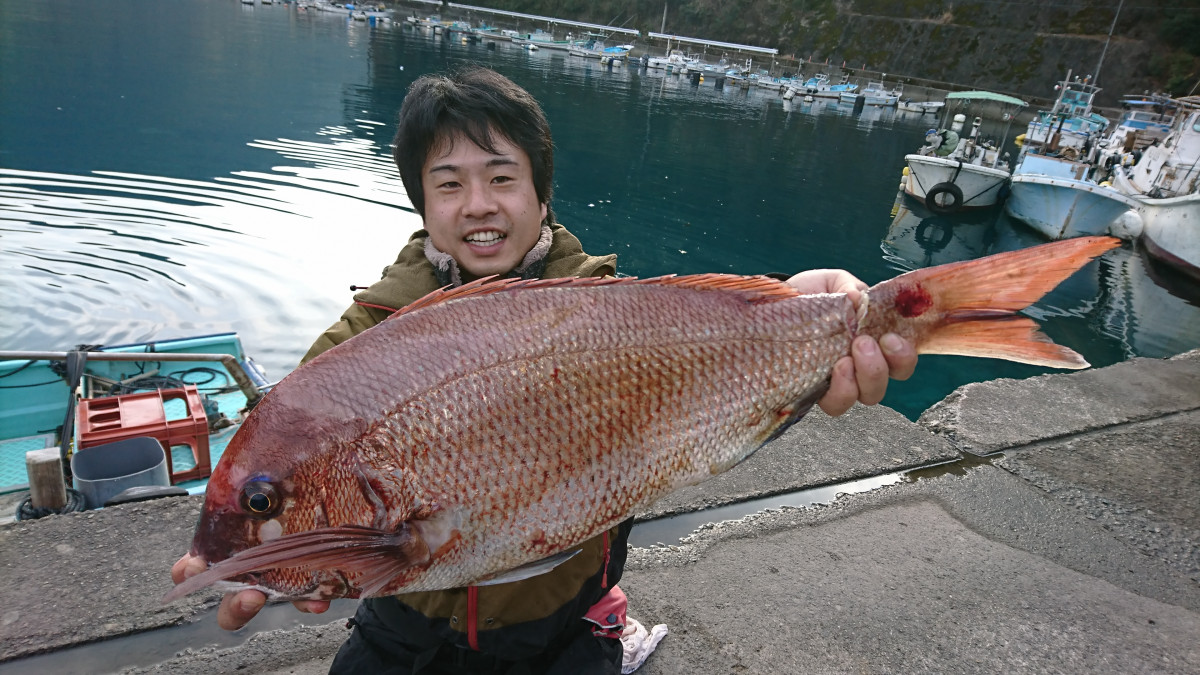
174,66,916,673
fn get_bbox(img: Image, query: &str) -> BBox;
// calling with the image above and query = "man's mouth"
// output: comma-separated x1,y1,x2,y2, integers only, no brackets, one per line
465,231,506,245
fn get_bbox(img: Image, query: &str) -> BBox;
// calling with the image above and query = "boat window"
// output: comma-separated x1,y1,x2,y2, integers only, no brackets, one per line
1193,114,1200,132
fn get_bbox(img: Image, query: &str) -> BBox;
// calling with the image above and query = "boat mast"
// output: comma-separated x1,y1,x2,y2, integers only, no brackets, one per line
1094,0,1123,87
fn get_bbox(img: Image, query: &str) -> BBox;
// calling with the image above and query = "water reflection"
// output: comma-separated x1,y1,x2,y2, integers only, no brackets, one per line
0,130,421,379
883,193,1200,361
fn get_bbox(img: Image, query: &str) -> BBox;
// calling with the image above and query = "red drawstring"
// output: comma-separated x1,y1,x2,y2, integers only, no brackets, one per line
467,586,479,651
602,529,610,589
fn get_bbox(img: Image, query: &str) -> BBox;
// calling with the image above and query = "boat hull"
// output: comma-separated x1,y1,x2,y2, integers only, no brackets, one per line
1133,192,1200,280
1005,175,1141,240
904,154,1011,213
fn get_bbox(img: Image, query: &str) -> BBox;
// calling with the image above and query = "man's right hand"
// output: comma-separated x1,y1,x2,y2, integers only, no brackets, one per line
171,554,330,631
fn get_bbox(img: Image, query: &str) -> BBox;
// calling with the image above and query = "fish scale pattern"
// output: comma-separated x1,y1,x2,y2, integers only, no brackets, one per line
197,277,858,598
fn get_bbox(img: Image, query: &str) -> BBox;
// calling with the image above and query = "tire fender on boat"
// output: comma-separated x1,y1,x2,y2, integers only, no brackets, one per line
925,182,964,215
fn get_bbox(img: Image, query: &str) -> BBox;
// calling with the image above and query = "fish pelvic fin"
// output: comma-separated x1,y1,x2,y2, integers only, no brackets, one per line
473,549,582,586
861,236,1120,369
161,524,429,604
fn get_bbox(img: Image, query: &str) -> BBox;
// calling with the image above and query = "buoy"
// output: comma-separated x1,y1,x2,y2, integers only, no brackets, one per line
902,167,910,176
1014,133,1026,147
1109,210,1144,240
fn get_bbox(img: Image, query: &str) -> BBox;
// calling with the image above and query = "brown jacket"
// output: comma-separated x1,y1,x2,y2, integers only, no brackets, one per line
301,223,617,364
301,223,626,660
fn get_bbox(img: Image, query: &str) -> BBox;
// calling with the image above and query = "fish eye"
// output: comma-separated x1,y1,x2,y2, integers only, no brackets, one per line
239,481,280,518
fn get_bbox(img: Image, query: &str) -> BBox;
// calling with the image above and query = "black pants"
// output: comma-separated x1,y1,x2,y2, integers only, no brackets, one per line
328,601,623,675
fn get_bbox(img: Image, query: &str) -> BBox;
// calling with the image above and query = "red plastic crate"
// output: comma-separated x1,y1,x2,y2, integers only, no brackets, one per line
77,385,211,484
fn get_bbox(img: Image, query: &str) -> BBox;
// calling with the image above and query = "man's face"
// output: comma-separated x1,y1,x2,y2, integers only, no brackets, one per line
421,130,548,278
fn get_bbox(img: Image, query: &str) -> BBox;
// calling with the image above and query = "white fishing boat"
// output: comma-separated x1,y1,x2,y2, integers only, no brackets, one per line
644,49,695,71
1107,97,1200,279
857,80,902,106
903,90,1027,214
898,99,945,114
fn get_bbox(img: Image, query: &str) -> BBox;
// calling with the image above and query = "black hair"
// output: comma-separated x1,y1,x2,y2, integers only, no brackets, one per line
392,66,555,223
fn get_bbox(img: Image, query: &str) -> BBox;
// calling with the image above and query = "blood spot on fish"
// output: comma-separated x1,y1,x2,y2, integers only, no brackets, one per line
894,285,933,318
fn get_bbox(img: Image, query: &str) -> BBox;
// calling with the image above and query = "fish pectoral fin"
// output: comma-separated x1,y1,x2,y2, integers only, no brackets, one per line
162,524,429,604
472,549,582,586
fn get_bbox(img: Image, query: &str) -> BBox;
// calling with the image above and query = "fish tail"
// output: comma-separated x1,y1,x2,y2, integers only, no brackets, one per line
861,236,1120,369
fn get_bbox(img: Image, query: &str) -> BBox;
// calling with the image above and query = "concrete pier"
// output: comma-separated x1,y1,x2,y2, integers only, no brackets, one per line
0,351,1197,673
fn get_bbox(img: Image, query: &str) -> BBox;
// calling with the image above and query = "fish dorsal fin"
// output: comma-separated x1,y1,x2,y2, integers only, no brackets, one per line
388,273,800,321
472,549,582,586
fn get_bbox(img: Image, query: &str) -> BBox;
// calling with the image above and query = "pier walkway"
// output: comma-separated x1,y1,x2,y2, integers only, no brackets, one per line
1,351,1197,673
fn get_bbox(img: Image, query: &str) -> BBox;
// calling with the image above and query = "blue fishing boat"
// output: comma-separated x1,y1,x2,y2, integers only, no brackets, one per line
0,333,270,516
1019,72,1110,153
1006,72,1140,241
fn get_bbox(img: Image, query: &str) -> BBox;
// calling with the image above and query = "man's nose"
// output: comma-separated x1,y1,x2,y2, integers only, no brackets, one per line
462,182,498,216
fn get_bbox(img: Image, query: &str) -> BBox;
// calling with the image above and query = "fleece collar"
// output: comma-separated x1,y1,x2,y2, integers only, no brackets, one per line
423,225,554,287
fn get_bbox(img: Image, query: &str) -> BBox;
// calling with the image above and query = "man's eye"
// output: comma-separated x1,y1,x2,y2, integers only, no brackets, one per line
439,181,460,189
492,175,513,184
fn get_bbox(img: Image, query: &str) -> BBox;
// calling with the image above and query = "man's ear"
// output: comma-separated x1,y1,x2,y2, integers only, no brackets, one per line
540,202,548,223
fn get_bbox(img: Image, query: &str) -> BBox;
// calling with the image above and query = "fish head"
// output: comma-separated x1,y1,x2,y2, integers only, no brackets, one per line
183,398,368,600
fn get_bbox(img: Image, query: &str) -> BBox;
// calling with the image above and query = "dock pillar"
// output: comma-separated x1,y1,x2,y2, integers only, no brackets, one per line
26,447,67,511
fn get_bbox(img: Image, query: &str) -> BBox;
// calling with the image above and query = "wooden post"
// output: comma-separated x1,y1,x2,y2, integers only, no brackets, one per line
26,448,67,511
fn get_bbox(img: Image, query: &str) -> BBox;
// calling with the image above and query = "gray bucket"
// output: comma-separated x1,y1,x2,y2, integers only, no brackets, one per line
72,437,170,509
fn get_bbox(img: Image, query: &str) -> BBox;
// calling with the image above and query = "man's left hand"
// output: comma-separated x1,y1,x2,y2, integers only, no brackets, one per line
784,269,918,416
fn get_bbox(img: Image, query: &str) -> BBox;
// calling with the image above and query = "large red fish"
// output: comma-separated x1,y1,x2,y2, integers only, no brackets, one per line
165,236,1119,603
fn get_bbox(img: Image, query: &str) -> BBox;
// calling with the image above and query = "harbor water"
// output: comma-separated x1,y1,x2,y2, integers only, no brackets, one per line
3,0,1200,419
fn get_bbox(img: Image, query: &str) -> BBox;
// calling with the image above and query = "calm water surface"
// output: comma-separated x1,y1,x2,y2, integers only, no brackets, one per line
3,0,1199,419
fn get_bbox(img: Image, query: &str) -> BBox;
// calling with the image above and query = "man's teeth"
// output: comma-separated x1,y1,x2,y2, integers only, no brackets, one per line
466,231,505,244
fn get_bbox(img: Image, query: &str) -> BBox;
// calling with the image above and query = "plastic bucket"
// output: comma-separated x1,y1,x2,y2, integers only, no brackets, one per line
71,437,170,509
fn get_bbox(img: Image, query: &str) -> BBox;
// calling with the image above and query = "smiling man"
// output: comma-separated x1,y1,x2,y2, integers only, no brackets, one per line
173,66,916,674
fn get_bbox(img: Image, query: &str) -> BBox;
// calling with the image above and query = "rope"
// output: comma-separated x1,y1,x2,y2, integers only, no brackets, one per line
16,488,88,521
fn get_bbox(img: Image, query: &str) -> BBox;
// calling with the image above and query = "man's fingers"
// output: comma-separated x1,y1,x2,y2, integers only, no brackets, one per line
171,554,205,585
294,600,331,614
880,333,917,381
852,336,889,406
818,356,857,417
217,591,266,631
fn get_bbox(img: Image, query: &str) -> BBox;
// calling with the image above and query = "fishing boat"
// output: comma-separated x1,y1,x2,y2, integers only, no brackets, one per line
0,333,269,517
511,29,572,51
902,90,1027,214
898,99,945,114
798,73,857,99
1100,94,1182,157
1005,152,1142,240
1019,73,1110,153
1106,97,1200,279
645,49,698,73
1005,74,1141,241
856,80,903,107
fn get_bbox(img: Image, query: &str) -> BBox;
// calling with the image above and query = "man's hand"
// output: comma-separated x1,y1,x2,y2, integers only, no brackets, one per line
784,269,918,416
171,553,330,631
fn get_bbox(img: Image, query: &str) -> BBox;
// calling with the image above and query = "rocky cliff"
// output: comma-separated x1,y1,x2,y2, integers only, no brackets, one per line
462,0,1199,105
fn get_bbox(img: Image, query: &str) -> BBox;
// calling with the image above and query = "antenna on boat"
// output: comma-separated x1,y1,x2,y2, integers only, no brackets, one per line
1093,0,1123,87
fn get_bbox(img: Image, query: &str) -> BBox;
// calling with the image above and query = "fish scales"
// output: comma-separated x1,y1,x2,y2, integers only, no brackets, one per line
324,283,855,594
167,238,1119,604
